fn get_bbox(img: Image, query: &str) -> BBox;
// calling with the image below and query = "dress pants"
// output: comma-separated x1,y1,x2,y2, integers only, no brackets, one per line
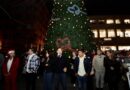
25,73,37,90
54,73,67,90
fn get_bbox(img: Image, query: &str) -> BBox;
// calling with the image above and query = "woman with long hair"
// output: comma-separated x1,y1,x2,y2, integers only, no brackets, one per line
104,50,121,90
43,51,54,90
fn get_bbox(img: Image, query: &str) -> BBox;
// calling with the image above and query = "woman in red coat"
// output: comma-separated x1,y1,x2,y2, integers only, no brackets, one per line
2,50,20,90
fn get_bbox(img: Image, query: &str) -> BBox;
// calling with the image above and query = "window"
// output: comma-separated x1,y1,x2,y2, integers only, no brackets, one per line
115,19,121,24
101,46,116,51
99,29,106,38
118,46,130,50
106,19,114,24
125,29,130,37
108,29,115,37
92,29,98,38
98,20,105,24
104,38,112,41
117,29,124,37
90,20,96,24
124,19,130,24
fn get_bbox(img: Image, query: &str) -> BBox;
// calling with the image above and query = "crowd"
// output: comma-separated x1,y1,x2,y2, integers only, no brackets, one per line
0,48,130,90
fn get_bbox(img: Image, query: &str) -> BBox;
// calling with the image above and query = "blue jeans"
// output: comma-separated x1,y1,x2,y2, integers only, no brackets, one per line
77,76,87,90
43,72,53,90
54,73,67,90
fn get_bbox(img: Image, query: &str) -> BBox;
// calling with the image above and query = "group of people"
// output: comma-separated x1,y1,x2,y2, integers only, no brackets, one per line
92,50,121,90
0,48,40,90
0,47,129,90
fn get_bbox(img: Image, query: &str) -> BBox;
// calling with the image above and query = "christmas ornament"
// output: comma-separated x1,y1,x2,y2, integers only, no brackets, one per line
56,37,71,50
67,4,86,15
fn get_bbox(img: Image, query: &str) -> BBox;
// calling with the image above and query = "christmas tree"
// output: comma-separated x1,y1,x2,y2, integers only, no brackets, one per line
44,0,95,52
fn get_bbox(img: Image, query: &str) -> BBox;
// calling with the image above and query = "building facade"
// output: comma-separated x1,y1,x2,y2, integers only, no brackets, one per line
89,15,130,51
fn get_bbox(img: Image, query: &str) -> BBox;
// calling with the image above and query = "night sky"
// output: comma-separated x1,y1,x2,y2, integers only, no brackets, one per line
0,0,130,20
86,0,130,15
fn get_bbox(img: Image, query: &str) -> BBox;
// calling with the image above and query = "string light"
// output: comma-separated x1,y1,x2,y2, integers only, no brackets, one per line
82,1,84,4
70,2,73,4
81,26,83,28
60,23,62,26
57,2,60,4
81,43,83,46
52,48,54,51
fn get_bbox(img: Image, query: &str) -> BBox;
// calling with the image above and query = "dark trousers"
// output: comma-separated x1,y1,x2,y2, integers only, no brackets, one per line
70,69,76,84
87,75,94,90
43,72,53,90
77,76,87,90
25,73,37,90
54,73,67,90
0,79,3,90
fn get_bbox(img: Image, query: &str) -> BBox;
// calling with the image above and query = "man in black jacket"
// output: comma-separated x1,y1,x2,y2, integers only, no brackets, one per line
53,48,68,90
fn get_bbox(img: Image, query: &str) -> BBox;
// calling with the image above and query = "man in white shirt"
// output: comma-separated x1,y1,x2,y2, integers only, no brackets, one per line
74,49,92,90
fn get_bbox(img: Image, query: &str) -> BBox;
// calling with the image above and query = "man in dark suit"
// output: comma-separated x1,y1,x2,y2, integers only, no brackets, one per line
53,48,68,90
74,49,92,90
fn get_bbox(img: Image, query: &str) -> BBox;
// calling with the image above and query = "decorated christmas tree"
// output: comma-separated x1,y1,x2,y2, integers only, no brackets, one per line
44,0,95,52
